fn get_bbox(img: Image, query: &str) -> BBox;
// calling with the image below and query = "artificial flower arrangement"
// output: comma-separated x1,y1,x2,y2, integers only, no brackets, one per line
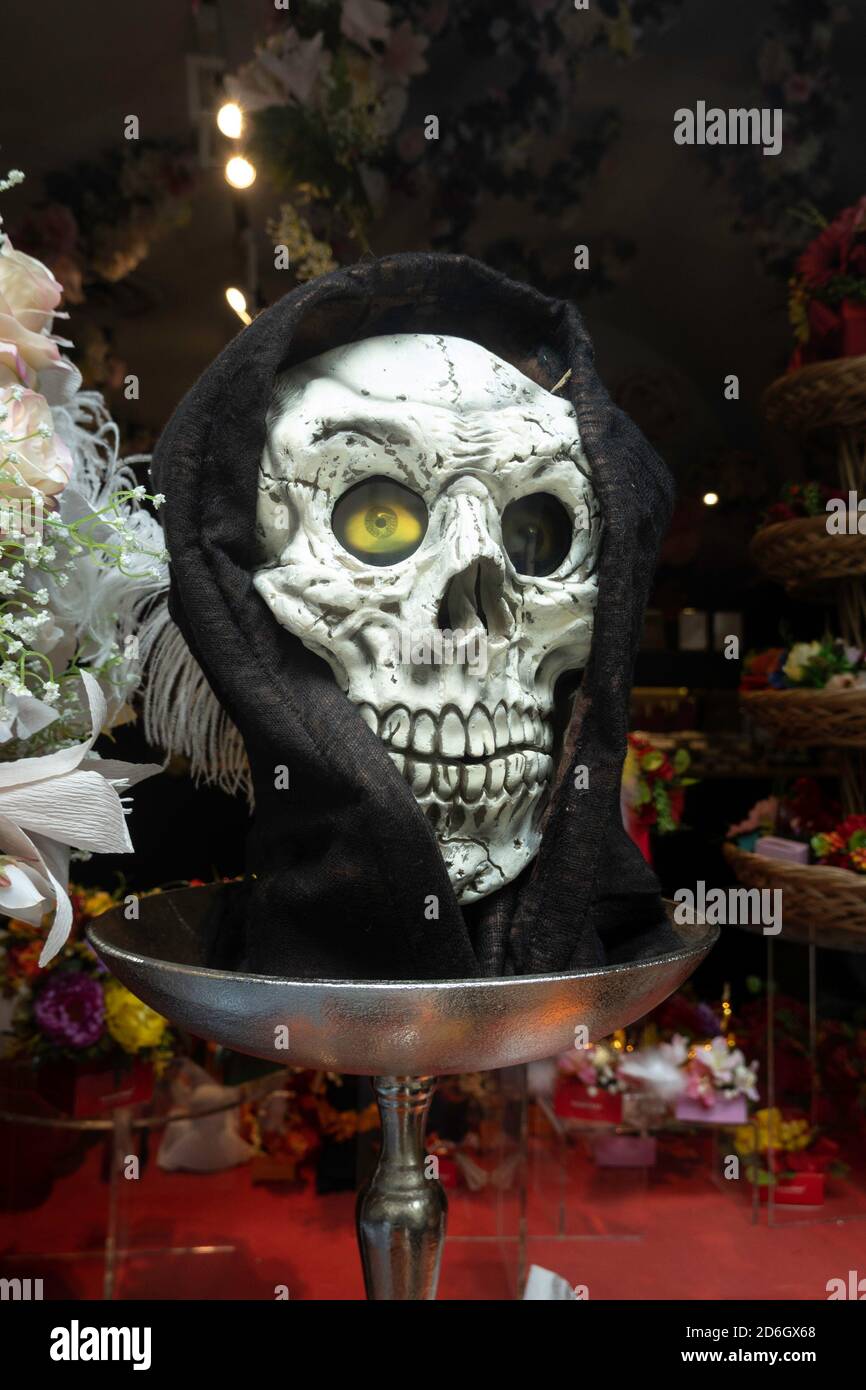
788,196,866,368
727,778,866,875
734,1108,845,1204
0,167,164,966
559,1040,625,1097
761,480,847,525
617,1033,759,1123
623,733,697,835
733,979,866,1139
239,1077,323,1184
555,1025,759,1126
0,884,172,1070
740,638,865,692
676,1036,760,1111
811,817,866,875
225,6,431,277
727,777,838,852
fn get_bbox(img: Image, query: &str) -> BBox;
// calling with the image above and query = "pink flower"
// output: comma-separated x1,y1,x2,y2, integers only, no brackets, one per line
0,240,62,333
727,796,778,839
0,305,65,380
0,340,35,390
383,21,429,82
0,384,73,498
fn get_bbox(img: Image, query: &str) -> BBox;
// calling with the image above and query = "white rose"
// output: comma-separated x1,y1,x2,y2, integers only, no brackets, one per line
0,385,72,498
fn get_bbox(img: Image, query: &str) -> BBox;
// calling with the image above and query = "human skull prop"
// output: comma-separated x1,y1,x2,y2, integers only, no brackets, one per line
253,334,601,904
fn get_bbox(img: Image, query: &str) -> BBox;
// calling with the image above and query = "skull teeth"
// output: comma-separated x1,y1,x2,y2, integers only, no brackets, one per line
393,749,553,804
440,708,465,757
406,758,433,796
357,702,553,758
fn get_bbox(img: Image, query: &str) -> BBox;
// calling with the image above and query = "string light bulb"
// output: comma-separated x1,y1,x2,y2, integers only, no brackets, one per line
225,287,252,326
703,491,719,506
225,154,256,189
216,101,243,139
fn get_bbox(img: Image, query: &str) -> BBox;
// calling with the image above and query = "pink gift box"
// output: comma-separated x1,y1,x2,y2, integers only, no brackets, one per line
675,1095,748,1125
754,835,810,864
593,1134,657,1167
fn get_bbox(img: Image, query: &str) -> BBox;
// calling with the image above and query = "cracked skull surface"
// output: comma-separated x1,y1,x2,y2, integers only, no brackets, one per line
254,334,601,903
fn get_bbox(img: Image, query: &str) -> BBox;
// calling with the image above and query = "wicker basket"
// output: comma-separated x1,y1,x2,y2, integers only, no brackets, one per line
724,843,866,943
763,357,866,434
740,687,866,747
750,515,866,591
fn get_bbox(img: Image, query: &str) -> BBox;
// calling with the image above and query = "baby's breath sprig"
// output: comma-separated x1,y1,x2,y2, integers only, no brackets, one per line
0,483,167,745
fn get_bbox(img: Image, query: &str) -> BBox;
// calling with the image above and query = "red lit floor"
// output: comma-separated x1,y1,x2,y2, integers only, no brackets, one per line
2,1130,865,1301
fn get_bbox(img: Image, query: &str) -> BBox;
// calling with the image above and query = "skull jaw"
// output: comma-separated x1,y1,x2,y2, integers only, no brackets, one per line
386,747,551,904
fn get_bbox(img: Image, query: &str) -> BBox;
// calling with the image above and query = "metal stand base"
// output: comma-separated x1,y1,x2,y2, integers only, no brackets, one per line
357,1077,446,1300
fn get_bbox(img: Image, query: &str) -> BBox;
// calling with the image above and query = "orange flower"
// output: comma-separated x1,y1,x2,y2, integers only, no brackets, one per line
5,937,43,983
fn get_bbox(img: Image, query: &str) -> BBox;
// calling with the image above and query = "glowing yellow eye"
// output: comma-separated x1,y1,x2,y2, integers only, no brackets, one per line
333,477,427,565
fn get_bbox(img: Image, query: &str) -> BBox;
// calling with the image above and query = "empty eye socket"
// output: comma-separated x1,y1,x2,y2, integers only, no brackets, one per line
332,476,428,566
501,493,574,576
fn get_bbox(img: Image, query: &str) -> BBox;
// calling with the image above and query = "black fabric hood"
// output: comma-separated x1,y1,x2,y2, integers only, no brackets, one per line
152,252,677,981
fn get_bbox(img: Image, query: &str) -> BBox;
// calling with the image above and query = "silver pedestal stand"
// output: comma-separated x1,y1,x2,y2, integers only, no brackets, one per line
89,886,715,1300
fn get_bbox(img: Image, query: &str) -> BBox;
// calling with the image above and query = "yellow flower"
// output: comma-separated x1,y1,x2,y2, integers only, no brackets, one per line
782,641,821,684
103,979,168,1054
82,891,117,919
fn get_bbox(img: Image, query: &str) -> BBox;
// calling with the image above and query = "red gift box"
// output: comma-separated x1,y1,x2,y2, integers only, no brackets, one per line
73,1060,155,1118
759,1172,825,1206
554,1078,623,1124
36,1058,155,1119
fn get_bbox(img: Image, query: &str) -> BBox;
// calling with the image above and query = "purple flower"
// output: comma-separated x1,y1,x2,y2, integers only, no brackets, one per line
34,973,105,1049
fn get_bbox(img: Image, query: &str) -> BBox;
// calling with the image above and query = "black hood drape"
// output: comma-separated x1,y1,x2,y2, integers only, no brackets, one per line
152,252,677,981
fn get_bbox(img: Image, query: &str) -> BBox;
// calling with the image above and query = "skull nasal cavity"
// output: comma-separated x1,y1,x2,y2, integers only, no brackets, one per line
438,560,496,634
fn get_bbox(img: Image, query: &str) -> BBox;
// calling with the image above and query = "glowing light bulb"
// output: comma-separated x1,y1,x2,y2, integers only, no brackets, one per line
225,287,252,326
703,491,719,506
216,101,243,139
225,155,256,189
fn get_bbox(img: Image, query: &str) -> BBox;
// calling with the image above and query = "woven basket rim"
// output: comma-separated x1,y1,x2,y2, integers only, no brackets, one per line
741,686,866,704
764,356,866,431
767,355,866,392
751,514,862,542
724,842,866,892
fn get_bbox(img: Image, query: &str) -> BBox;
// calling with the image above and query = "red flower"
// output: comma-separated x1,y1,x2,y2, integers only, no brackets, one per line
796,196,866,287
741,647,784,691
837,815,866,841
765,502,797,523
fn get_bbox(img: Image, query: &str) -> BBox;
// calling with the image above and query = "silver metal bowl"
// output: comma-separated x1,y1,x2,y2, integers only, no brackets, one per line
88,885,717,1076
